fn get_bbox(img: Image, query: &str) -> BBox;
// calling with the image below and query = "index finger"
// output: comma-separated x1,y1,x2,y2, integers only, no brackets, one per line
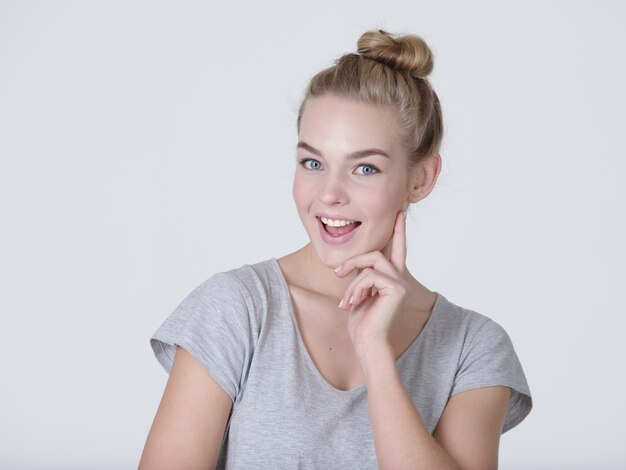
389,210,407,272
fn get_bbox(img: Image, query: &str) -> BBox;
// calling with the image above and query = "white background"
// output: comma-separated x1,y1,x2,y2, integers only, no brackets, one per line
2,1,625,469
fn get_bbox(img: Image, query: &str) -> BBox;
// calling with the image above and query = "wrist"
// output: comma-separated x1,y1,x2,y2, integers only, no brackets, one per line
358,340,396,380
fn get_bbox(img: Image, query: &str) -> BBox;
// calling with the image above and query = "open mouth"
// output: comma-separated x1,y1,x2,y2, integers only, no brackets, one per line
318,217,362,237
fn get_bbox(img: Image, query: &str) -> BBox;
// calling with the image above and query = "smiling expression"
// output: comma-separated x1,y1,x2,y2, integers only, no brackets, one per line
293,94,416,269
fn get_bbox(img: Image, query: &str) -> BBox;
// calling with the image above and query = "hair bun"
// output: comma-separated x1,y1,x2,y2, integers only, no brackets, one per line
357,29,434,79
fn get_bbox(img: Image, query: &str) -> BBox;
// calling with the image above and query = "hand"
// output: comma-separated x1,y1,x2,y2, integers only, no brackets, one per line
335,210,416,361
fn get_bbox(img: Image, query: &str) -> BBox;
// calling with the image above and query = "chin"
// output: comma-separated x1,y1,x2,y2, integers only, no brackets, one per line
304,217,390,267
311,244,347,269
310,239,387,269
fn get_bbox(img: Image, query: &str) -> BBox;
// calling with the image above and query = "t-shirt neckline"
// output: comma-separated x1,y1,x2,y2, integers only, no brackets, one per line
267,257,443,395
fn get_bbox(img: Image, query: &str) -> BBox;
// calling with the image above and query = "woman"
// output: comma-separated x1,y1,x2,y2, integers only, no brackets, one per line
139,29,532,469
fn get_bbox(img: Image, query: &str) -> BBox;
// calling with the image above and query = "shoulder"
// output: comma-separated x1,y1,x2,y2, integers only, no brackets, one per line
436,293,515,349
150,258,281,397
429,292,498,346
431,293,523,369
185,258,280,307
433,293,533,433
153,258,282,337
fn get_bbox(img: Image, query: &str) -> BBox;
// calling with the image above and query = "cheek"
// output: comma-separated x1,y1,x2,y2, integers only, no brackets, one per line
363,185,404,218
361,186,405,244
292,176,312,213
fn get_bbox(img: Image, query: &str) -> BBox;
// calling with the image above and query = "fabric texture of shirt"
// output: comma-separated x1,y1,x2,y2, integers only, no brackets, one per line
150,258,533,469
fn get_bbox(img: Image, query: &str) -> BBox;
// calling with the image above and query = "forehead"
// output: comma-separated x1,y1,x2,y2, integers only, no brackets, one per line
299,95,402,156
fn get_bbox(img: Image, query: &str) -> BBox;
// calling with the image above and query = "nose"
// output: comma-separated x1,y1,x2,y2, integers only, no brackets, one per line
318,172,349,206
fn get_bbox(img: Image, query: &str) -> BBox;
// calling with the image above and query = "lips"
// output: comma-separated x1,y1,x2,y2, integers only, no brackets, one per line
322,219,361,235
316,216,362,245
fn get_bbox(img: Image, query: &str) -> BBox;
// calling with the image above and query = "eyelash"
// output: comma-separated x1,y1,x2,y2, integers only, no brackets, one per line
298,158,380,176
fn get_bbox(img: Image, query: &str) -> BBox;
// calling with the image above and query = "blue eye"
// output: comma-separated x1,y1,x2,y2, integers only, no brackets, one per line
301,159,322,170
355,164,378,175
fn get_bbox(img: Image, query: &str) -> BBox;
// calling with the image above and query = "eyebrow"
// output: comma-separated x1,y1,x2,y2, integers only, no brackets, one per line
296,141,391,160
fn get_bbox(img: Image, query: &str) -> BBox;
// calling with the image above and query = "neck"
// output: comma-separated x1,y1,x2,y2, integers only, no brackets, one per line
278,243,437,319
283,240,394,301
286,244,357,300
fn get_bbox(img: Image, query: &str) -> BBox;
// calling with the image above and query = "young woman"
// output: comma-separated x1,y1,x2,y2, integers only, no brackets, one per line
139,29,532,469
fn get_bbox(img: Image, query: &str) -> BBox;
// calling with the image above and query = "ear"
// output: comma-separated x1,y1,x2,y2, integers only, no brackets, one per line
407,153,442,203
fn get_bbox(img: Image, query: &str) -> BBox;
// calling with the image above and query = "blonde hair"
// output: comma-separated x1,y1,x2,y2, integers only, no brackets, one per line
297,29,443,167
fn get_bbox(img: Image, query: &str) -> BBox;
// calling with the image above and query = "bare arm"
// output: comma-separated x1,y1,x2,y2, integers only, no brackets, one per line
139,346,233,470
433,385,511,470
365,344,458,469
337,214,512,468
365,344,510,470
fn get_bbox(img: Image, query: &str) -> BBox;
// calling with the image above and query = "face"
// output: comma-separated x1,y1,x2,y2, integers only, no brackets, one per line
293,94,415,269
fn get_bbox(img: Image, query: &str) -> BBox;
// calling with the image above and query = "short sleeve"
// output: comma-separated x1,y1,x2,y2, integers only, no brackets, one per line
451,319,533,433
149,271,256,402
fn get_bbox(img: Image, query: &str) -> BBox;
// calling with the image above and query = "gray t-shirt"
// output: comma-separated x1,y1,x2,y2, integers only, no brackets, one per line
150,258,532,469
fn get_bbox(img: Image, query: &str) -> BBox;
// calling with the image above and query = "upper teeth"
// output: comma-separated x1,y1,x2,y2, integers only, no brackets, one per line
321,217,357,227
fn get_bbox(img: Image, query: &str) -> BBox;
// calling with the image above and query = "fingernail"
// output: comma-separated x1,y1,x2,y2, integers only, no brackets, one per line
338,298,344,308
334,265,342,272
349,295,354,304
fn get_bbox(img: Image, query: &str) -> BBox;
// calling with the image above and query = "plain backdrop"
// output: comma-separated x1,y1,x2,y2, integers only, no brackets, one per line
1,1,625,469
